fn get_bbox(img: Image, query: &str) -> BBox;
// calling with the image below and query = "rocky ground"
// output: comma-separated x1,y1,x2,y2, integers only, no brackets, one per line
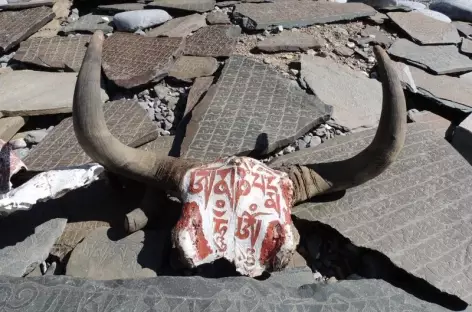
1,0,472,309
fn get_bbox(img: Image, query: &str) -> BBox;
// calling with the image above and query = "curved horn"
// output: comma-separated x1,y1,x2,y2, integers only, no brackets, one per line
73,31,198,193
276,46,407,204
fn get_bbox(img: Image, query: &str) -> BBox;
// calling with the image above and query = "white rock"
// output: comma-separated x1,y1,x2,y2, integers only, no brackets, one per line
9,138,27,150
277,25,283,33
346,42,355,48
113,10,172,32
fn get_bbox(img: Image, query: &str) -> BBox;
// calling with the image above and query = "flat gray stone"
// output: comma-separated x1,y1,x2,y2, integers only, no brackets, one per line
146,0,216,13
183,25,241,57
430,0,472,22
30,18,62,38
183,76,214,118
181,56,332,161
300,55,382,130
453,21,472,37
0,6,54,53
97,2,146,13
270,120,472,303
146,13,206,37
206,11,230,24
169,56,218,80
407,109,450,128
113,9,172,32
61,14,114,34
0,204,66,276
0,71,107,117
0,0,52,10
387,11,460,44
416,8,452,23
66,227,167,280
233,1,376,30
388,38,472,75
256,31,325,53
0,116,25,142
138,135,175,155
360,25,393,47
461,38,472,55
0,270,465,311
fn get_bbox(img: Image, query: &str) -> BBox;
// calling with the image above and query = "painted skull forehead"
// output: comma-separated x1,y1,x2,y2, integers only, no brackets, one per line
173,156,297,277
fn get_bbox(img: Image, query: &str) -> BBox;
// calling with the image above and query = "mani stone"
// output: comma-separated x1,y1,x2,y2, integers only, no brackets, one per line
233,1,376,30
386,11,460,44
168,56,218,80
0,116,25,141
0,6,54,53
146,13,206,37
461,38,472,56
12,35,90,72
270,120,472,303
66,227,167,280
206,11,231,24
138,134,175,155
388,38,472,75
102,33,184,89
182,25,241,57
61,14,114,34
23,100,158,171
453,21,472,37
180,56,332,162
30,19,62,38
0,273,462,312
0,71,107,117
256,32,325,53
146,0,216,13
300,55,382,130
430,0,472,22
113,9,172,32
183,76,214,117
97,2,146,14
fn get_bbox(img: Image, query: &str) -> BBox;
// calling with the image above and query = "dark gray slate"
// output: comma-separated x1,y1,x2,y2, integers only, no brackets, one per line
0,269,464,311
12,35,90,72
461,38,472,55
168,56,218,80
430,0,472,22
102,33,184,89
183,25,241,57
256,31,325,52
453,21,472,37
61,14,114,35
0,6,54,53
66,227,167,280
146,13,207,37
23,100,158,171
270,120,472,303
387,11,460,44
206,11,231,24
233,1,376,30
181,56,332,161
96,3,146,13
388,38,472,75
146,0,216,13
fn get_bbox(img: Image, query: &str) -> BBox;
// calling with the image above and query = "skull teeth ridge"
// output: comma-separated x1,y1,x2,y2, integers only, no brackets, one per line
173,156,297,277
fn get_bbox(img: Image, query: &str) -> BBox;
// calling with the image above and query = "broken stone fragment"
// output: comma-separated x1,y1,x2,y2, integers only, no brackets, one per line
256,31,325,53
113,9,172,32
146,13,206,37
0,116,25,142
168,56,219,80
206,11,231,24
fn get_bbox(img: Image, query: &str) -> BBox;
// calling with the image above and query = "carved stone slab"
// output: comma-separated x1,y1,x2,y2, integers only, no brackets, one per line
0,0,52,10
183,25,240,57
61,14,114,34
0,271,461,311
181,56,332,162
146,0,216,13
146,13,207,37
388,39,472,75
169,56,218,80
23,100,158,171
184,76,214,116
66,227,167,279
0,6,54,53
387,11,460,44
138,135,174,156
12,35,90,72
102,33,184,89
233,1,376,30
271,121,472,302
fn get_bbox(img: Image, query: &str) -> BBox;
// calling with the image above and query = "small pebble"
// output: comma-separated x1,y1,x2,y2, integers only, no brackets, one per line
9,138,27,150
367,56,376,63
346,42,355,48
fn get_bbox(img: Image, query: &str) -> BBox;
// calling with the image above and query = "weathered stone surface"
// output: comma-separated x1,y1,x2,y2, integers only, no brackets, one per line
461,71,472,82
147,13,206,37
387,11,460,44
0,6,54,53
12,35,90,72
184,76,214,117
461,38,472,55
169,56,218,80
271,120,472,302
300,55,381,130
233,1,376,30
138,135,174,155
453,21,472,37
181,56,332,161
0,117,25,142
0,204,66,276
0,270,463,311
407,109,450,128
416,8,452,23
66,227,167,279
430,0,472,22
146,0,216,13
97,2,146,13
256,31,324,53
113,9,172,32
23,100,158,171
61,14,114,34
183,25,240,57
0,0,52,10
30,18,62,38
102,33,184,89
360,25,393,47
0,71,107,117
388,38,472,75
206,11,230,24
